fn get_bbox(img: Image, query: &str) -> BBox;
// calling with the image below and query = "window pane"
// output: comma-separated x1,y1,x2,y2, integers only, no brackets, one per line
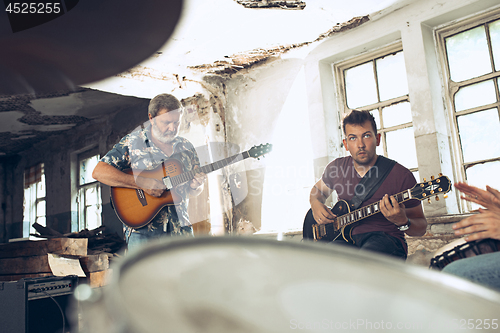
36,216,46,227
457,109,500,163
37,174,46,197
489,19,500,71
376,51,408,101
412,171,420,183
445,25,491,82
344,62,378,108
376,136,384,157
85,186,98,206
86,205,101,230
386,127,418,169
369,109,381,130
36,200,46,216
465,161,500,211
382,101,412,128
455,80,497,112
80,155,99,185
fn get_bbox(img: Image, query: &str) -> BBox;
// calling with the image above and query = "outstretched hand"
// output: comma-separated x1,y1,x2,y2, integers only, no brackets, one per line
454,182,500,212
452,183,500,242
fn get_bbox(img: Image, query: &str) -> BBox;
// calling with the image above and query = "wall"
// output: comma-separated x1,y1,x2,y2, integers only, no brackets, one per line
223,54,321,233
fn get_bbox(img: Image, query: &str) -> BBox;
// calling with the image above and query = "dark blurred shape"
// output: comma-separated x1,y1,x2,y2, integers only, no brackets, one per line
4,0,73,33
0,0,183,95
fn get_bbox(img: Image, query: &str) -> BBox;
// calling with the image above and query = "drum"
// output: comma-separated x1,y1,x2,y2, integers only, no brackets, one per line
430,238,500,270
75,237,500,333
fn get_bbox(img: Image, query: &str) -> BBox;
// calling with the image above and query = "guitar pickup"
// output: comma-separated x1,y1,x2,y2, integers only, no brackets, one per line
163,176,173,190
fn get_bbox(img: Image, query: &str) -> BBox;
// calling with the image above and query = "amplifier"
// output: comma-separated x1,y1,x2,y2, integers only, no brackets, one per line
0,275,78,333
27,276,76,300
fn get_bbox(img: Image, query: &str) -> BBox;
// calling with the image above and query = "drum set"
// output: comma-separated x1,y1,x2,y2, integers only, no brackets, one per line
73,237,500,333
430,237,500,270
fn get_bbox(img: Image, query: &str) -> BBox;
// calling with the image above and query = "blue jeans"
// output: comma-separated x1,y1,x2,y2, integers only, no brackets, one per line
333,231,407,259
442,251,500,290
126,224,193,253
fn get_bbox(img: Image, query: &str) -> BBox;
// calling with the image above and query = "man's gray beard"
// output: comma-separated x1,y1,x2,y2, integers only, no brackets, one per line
152,124,176,143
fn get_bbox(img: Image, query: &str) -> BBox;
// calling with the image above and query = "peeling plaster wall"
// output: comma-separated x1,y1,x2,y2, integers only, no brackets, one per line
223,54,317,232
0,157,19,242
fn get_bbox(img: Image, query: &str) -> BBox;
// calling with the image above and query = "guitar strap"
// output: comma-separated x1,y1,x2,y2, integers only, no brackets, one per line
349,156,396,210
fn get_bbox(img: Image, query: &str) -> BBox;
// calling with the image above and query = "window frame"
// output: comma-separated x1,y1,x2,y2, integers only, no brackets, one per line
23,163,46,238
76,149,102,231
333,42,418,174
435,9,500,212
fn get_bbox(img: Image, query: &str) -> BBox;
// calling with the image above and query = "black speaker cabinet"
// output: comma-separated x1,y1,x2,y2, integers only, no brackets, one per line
0,275,78,333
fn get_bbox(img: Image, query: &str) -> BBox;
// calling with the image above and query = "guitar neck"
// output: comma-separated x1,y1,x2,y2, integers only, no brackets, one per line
335,189,413,231
168,151,250,187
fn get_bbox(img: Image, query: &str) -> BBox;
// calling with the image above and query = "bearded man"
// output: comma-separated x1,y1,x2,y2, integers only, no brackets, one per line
92,93,205,251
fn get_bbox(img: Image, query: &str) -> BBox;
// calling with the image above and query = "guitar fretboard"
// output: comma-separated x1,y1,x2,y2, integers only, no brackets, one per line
334,189,412,231
169,151,250,187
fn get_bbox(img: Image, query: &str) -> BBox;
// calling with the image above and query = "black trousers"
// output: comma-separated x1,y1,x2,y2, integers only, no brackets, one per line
333,231,407,260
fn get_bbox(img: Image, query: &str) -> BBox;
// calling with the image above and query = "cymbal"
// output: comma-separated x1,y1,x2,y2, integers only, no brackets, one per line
0,0,183,95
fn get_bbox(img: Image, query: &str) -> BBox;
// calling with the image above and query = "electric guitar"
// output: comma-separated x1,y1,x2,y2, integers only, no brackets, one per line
303,175,451,243
111,143,272,228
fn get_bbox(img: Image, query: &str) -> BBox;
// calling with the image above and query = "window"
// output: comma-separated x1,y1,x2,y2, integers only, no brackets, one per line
23,163,45,238
437,13,500,211
77,152,101,231
335,43,419,180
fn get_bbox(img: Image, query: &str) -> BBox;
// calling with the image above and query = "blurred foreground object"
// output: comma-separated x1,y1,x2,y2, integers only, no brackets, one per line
0,0,183,94
76,237,500,333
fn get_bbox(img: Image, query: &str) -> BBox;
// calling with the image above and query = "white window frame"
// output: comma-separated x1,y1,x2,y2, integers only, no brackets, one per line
23,163,45,238
77,150,102,231
435,9,500,212
333,42,418,175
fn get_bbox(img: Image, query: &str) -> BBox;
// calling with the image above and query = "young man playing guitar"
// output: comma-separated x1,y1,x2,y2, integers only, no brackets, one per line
307,110,427,259
92,93,206,252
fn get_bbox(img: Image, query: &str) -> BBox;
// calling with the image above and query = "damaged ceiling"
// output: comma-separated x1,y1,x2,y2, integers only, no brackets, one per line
188,16,370,75
0,0,396,158
0,89,149,157
235,0,307,10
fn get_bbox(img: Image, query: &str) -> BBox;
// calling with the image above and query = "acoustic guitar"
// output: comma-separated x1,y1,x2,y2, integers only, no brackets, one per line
303,174,451,243
111,143,272,228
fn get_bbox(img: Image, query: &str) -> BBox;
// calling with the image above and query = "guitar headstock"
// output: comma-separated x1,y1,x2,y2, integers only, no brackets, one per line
410,174,451,202
248,143,272,160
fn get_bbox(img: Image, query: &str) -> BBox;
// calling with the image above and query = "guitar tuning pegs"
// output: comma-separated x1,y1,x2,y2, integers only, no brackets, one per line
443,194,448,199
431,175,435,180
435,196,440,201
427,198,431,204
423,178,427,182
438,173,443,177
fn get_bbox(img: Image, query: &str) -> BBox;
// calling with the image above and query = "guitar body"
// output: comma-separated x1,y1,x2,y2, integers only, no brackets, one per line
110,160,184,229
302,200,356,243
303,175,452,244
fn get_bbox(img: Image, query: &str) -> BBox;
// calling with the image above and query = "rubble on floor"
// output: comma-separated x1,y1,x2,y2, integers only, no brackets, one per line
0,224,125,287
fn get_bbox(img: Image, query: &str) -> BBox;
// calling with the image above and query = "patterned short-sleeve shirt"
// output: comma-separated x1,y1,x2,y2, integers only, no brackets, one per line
101,123,200,234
